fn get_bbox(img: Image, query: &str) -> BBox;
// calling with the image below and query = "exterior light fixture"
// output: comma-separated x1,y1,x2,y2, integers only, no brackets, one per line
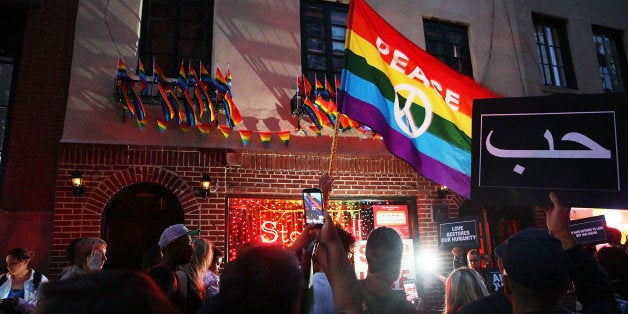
437,186,448,199
199,173,217,198
71,170,85,196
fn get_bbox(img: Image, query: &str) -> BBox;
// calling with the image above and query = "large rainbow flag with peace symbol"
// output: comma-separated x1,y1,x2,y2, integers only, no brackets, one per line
338,0,498,198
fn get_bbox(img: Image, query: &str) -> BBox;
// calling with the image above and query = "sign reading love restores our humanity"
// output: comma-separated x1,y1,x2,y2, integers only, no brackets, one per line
471,93,627,209
438,218,479,248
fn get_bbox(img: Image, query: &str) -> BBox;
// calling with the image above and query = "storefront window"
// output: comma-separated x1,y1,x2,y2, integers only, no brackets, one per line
226,197,417,260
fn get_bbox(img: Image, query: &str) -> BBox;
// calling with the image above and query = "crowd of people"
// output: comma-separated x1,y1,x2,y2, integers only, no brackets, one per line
1,174,627,313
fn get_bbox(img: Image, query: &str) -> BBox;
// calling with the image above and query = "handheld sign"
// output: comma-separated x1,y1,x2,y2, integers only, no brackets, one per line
438,218,479,248
569,215,607,245
472,93,627,209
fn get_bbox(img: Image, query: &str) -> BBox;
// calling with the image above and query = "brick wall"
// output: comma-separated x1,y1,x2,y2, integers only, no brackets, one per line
2,0,78,213
51,142,459,311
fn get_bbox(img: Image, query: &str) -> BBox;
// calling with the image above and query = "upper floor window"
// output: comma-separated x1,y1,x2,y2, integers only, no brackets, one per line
300,0,348,89
0,8,26,200
533,14,576,88
423,19,473,77
138,0,214,77
592,25,626,93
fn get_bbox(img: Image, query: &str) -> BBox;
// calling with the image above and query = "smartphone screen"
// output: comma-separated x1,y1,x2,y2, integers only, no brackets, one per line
303,188,324,225
403,279,418,301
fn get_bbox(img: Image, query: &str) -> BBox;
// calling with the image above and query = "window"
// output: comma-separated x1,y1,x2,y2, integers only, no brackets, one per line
138,0,214,77
593,25,626,93
533,14,576,88
0,8,27,198
300,0,348,89
227,197,418,260
423,19,473,77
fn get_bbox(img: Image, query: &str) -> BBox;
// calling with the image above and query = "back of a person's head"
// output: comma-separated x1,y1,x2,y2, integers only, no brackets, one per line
191,238,213,271
596,245,628,299
604,226,622,246
73,238,106,269
66,237,86,265
443,267,489,314
218,244,302,314
34,269,180,314
337,225,356,253
496,228,570,309
365,227,403,281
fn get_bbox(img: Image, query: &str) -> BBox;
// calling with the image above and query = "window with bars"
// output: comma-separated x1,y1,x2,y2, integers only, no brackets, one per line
423,19,473,77
533,14,576,88
138,0,214,77
300,0,348,90
592,25,626,93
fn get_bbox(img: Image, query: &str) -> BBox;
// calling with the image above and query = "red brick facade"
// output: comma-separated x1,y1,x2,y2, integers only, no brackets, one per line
49,142,464,277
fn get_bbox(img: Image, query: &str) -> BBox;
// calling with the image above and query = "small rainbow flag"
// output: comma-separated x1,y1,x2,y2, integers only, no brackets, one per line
215,66,230,96
116,57,131,81
152,58,170,84
138,59,148,95
309,124,322,136
277,130,291,146
258,131,273,148
302,98,329,130
179,123,191,133
156,118,169,133
223,93,243,128
239,129,254,146
200,62,213,86
137,119,147,131
218,125,233,138
197,123,211,138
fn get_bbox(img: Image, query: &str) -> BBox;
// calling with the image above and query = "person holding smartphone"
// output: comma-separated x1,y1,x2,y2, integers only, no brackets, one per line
0,247,48,313
60,238,107,280
303,188,325,225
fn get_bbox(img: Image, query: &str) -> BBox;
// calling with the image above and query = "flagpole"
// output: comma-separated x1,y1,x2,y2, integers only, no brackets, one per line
324,111,341,209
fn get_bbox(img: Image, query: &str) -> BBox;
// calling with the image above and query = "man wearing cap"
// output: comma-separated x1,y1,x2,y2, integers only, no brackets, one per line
146,224,199,313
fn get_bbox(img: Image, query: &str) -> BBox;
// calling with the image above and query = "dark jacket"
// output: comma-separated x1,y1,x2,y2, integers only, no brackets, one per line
457,287,511,314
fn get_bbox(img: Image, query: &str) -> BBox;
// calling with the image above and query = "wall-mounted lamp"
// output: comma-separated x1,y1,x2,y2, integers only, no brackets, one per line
199,173,218,198
437,186,448,199
71,170,85,196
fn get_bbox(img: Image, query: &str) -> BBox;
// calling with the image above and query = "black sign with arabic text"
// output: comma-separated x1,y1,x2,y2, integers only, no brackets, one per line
471,93,627,209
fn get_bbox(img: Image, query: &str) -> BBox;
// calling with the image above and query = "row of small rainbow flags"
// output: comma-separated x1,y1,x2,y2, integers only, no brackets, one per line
114,57,377,147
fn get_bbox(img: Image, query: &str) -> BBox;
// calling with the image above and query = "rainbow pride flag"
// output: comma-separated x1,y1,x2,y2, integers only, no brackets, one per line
277,130,291,146
196,123,211,138
138,59,148,95
223,93,242,128
339,0,498,198
218,125,233,138
215,66,231,96
258,131,273,148
239,129,254,146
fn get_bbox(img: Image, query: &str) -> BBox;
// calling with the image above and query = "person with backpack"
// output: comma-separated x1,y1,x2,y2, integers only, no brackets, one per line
146,224,199,314
0,247,48,313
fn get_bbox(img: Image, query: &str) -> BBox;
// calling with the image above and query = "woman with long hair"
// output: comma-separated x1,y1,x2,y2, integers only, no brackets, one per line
177,238,213,313
443,267,489,314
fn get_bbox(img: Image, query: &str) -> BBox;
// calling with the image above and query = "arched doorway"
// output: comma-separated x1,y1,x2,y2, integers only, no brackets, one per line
102,183,183,271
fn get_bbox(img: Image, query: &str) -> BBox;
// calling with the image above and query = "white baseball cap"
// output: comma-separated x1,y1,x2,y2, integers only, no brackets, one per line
158,224,200,249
